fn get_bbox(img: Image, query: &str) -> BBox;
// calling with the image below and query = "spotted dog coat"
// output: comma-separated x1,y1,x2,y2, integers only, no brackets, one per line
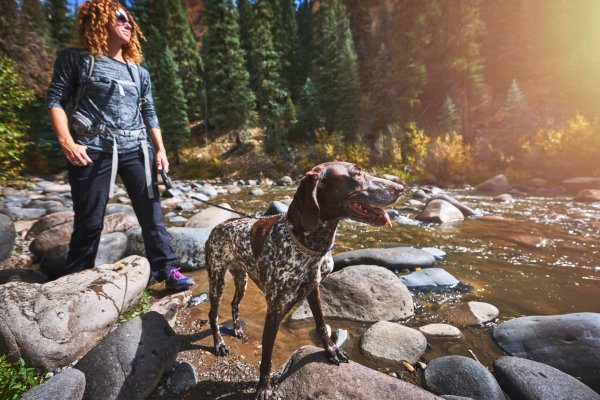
205,162,404,400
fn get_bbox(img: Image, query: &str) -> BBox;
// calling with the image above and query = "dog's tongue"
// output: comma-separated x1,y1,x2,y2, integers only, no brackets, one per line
383,211,392,227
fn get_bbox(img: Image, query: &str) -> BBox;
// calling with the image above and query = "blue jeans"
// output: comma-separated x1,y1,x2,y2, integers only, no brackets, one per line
60,147,177,278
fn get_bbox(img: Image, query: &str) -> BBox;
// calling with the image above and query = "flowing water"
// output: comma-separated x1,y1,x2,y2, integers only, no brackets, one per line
181,187,600,372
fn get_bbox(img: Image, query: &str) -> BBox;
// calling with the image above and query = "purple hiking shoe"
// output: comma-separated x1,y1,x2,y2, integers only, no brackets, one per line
165,267,195,291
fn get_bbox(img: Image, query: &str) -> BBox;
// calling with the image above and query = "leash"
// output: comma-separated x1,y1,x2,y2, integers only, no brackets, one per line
160,170,256,218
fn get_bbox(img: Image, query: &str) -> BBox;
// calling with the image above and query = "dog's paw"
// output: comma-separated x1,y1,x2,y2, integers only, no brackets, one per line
234,328,245,339
254,387,275,400
326,345,349,365
215,343,230,356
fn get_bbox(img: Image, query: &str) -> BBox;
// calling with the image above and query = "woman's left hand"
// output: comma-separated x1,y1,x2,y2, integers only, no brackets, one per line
156,149,169,172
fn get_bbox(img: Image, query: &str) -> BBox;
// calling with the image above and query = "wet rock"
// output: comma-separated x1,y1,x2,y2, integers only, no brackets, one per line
419,324,461,339
492,312,600,391
400,268,460,292
494,356,600,400
475,174,510,192
417,199,464,223
561,177,600,192
290,265,414,323
0,268,47,284
413,189,431,200
440,301,499,326
185,204,239,229
187,293,208,307
276,345,442,400
0,214,16,261
0,256,150,371
95,232,128,266
359,321,427,367
574,189,600,203
332,329,349,347
167,227,212,270
26,211,74,239
428,194,478,217
75,311,180,400
424,356,505,400
0,207,47,220
386,209,400,219
493,194,514,203
149,290,192,327
421,247,447,261
21,368,86,400
167,361,198,395
333,247,436,271
264,200,289,216
250,188,264,196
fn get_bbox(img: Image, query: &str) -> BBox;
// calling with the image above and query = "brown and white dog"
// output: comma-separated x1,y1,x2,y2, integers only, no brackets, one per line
204,162,404,399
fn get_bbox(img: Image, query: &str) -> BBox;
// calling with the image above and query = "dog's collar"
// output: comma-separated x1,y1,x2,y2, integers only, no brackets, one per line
284,221,335,257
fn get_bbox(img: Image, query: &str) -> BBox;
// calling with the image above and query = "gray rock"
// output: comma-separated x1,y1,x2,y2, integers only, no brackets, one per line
276,345,442,400
359,321,427,367
0,256,150,371
424,356,505,400
493,193,514,203
76,311,180,400
417,199,464,223
26,211,74,240
400,268,460,291
39,242,69,277
223,184,241,194
102,211,139,233
196,184,218,197
37,182,71,194
250,188,264,196
476,174,510,192
492,313,600,391
21,368,86,400
149,290,192,327
383,174,402,183
95,232,128,266
125,226,145,257
421,247,447,261
494,356,600,400
0,207,47,220
440,301,499,326
185,204,239,229
167,227,212,270
105,204,134,214
176,201,196,211
561,177,600,192
167,360,198,395
25,199,65,211
278,176,294,186
333,247,436,271
0,268,47,284
441,396,474,400
0,214,16,261
30,222,72,258
419,324,461,339
413,189,431,200
386,209,400,219
290,265,414,323
264,201,289,216
428,194,478,217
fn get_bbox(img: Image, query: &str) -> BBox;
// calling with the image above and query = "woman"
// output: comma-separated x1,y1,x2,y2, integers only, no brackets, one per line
47,0,194,290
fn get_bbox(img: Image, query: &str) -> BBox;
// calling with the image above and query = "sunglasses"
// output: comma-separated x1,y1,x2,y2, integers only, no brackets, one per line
115,10,132,27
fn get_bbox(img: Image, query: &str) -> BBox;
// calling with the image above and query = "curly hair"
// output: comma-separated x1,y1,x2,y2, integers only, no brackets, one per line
77,0,145,64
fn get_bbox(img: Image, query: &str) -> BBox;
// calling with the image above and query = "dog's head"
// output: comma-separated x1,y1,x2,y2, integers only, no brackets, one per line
288,162,404,233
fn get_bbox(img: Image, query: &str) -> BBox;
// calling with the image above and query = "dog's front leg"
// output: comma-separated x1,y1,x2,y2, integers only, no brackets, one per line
255,309,282,400
307,287,349,364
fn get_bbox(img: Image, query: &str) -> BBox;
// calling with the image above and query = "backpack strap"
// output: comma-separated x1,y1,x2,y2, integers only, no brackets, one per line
73,51,95,115
126,62,145,109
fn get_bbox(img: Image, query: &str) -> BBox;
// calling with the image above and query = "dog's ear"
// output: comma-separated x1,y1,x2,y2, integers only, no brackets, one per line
291,171,321,233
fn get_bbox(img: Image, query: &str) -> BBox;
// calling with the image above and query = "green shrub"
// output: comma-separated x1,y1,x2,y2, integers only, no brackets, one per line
117,289,154,324
0,56,34,183
0,356,46,399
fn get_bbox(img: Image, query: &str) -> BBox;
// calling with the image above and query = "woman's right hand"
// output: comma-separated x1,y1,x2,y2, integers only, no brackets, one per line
61,141,93,167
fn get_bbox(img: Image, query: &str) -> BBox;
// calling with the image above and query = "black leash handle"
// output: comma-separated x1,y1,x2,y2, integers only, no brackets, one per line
160,169,255,218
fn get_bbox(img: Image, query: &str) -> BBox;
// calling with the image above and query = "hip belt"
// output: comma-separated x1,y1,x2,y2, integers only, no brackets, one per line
72,117,154,200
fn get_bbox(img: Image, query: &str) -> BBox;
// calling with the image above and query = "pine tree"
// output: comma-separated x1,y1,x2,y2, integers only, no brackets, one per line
203,0,256,132
438,95,460,134
294,77,320,140
296,0,313,90
278,0,302,99
154,47,190,163
237,0,254,74
369,42,393,137
45,0,75,49
344,0,372,89
312,0,361,141
249,0,287,139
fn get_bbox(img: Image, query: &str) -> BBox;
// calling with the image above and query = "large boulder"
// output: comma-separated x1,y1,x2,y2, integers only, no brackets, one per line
424,356,505,400
333,247,436,271
359,321,427,367
94,232,128,266
275,345,442,400
494,356,600,400
185,204,239,229
475,174,510,192
290,265,414,323
0,256,150,371
416,199,464,223
29,222,72,257
0,213,16,261
75,311,180,400
21,368,86,400
26,211,74,240
492,313,600,391
167,227,212,270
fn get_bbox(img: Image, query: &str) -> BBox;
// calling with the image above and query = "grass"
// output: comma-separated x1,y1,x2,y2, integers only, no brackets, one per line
117,289,154,324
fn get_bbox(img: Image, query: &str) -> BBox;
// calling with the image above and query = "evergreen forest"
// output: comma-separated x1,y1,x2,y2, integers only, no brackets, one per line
1,0,600,184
